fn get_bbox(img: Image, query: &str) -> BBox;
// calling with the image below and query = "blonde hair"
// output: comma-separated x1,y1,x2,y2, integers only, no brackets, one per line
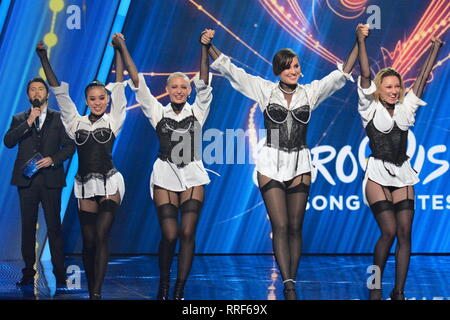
373,68,405,103
166,72,190,87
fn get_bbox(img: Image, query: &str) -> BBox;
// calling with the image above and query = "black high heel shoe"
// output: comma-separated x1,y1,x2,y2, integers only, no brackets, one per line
390,289,405,300
173,280,185,300
157,280,170,300
90,293,102,300
369,288,382,300
283,279,297,300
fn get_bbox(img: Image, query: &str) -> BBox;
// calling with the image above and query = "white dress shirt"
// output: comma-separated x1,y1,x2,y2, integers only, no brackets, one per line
50,81,128,201
357,77,427,205
30,105,47,131
129,73,212,198
210,53,354,182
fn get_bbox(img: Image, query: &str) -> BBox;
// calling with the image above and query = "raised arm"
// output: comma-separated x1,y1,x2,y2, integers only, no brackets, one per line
187,30,216,124
208,44,222,62
114,46,124,83
205,30,272,109
200,29,214,85
203,29,222,62
106,34,129,135
112,33,139,87
412,38,444,98
36,41,60,87
356,24,371,88
36,41,80,138
303,28,362,110
342,40,358,74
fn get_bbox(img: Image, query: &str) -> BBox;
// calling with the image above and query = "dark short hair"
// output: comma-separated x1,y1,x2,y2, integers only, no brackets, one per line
27,77,49,94
272,48,298,76
84,80,107,98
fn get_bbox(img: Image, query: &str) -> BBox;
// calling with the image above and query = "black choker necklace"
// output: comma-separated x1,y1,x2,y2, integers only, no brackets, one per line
171,102,185,112
382,101,395,109
89,113,104,123
278,81,298,94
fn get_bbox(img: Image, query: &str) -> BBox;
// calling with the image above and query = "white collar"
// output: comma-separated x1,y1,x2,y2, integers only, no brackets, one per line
30,105,48,116
163,103,192,116
79,112,111,125
270,84,307,109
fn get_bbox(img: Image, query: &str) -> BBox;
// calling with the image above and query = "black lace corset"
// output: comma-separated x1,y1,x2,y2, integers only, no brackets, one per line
156,115,201,167
263,103,309,152
74,128,116,182
366,119,408,166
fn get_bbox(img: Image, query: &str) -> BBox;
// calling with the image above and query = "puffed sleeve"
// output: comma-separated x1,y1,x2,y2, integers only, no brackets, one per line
50,82,81,139
210,53,274,111
304,62,354,111
128,73,164,128
396,90,427,129
105,80,128,135
192,73,213,125
356,77,377,128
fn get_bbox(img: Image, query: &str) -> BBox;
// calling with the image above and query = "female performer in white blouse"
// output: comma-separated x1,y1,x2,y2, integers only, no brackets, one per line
357,27,443,299
206,27,363,299
37,34,139,299
129,30,214,300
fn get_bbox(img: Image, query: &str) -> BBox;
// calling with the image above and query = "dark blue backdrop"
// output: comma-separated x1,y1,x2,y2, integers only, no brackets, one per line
0,1,449,259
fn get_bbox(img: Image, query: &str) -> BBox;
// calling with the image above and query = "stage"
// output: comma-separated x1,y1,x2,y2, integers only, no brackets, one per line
1,255,449,300
0,1,449,312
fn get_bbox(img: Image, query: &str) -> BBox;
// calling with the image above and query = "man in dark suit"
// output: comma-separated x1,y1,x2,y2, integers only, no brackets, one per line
4,77,75,286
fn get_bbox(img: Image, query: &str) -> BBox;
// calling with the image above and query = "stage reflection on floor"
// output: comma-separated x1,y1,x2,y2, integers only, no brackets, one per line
1,255,449,300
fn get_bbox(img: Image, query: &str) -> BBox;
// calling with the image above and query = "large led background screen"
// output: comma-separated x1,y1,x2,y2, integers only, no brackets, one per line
0,0,449,258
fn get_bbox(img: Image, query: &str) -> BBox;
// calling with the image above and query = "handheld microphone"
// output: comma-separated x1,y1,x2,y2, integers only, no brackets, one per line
32,99,41,108
31,99,41,131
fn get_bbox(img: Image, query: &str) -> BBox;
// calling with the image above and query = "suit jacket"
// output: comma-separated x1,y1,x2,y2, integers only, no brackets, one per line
4,107,75,187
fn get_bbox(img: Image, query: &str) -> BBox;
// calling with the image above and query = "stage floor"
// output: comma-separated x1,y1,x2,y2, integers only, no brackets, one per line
1,255,449,300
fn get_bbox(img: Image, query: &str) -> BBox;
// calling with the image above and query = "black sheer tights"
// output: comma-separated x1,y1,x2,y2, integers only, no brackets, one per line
258,172,310,298
366,179,414,299
78,192,120,298
154,185,204,289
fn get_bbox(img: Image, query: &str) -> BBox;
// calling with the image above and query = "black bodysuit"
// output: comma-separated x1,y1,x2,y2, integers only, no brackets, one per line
264,97,310,171
75,124,117,197
365,117,409,167
155,110,201,168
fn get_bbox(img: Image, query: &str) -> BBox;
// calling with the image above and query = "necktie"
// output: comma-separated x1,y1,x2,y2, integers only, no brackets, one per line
35,116,40,132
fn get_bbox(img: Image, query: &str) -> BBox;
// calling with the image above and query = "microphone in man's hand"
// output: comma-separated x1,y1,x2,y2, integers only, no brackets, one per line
32,99,42,108
31,99,41,131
